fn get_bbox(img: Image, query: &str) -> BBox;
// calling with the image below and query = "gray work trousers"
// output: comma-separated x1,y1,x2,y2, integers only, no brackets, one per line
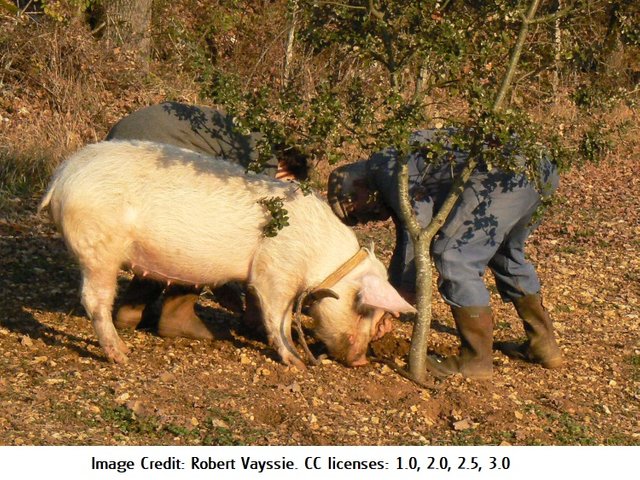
389,160,559,307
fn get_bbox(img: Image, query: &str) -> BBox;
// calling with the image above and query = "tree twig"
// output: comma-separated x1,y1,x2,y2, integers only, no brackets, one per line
245,25,291,89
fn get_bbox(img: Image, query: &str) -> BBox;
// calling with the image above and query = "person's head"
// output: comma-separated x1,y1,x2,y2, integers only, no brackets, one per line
327,161,391,226
273,143,309,181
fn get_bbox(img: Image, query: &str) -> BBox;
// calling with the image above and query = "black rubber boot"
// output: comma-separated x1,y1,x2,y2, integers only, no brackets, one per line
501,294,563,368
237,286,267,339
114,276,165,330
427,306,494,380
210,282,246,314
156,285,213,340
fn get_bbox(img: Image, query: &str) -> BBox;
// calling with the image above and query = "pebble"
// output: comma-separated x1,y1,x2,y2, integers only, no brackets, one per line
116,392,130,403
159,372,176,383
453,418,473,431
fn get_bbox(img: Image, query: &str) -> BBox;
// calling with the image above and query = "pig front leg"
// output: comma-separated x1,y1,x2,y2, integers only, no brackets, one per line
248,286,305,370
80,267,129,363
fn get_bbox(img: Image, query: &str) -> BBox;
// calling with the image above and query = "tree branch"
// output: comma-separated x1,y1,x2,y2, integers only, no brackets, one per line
397,160,422,240
365,1,398,91
494,0,542,112
527,3,576,24
284,0,299,88
368,0,384,21
314,1,367,11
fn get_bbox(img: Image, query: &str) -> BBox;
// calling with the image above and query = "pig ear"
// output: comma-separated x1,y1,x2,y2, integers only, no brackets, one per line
304,288,340,306
358,274,416,314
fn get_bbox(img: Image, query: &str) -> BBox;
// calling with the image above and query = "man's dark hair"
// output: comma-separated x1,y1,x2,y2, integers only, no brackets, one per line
273,143,310,180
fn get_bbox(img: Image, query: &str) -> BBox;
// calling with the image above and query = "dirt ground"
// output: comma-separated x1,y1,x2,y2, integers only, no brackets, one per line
0,156,638,446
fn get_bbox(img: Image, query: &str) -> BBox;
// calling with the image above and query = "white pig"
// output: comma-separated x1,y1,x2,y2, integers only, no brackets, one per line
39,140,415,368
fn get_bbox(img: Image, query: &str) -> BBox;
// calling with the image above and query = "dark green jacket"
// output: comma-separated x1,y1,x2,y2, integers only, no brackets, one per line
106,102,279,177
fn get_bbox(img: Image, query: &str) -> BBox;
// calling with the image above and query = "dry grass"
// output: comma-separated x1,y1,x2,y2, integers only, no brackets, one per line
0,14,200,195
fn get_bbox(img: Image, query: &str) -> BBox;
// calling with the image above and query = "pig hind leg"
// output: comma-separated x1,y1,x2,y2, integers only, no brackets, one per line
81,266,129,363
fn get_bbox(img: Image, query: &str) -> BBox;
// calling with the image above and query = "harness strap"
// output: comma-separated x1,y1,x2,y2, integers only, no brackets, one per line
312,247,370,292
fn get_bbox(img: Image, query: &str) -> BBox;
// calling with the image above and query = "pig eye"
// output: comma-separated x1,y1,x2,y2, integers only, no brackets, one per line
355,299,375,317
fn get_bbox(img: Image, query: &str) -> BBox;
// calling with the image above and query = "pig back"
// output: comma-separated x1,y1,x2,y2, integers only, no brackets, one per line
44,140,299,285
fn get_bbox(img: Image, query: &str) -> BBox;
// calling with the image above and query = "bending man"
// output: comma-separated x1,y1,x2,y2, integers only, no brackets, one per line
327,129,563,379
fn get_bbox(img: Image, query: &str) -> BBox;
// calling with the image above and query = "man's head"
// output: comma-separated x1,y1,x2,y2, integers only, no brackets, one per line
327,161,391,226
273,143,309,181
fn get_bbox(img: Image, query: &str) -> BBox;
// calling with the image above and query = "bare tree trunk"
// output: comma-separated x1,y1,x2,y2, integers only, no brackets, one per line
406,235,433,379
284,0,299,88
413,57,430,102
552,0,563,99
98,0,152,68
402,155,479,382
403,0,542,383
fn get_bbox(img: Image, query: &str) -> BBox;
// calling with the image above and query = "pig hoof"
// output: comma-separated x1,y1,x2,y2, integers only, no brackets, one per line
104,346,129,364
289,360,307,371
106,338,130,358
281,351,307,370
117,338,130,355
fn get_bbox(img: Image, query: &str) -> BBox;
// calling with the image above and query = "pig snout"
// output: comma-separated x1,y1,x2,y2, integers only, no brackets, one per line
347,354,369,367
344,312,395,366
345,344,369,367
316,328,371,368
345,318,375,367
371,312,394,341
